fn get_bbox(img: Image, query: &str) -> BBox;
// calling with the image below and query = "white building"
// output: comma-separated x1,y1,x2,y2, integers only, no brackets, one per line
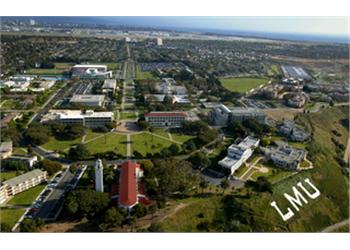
70,94,105,107
145,111,188,127
0,141,13,160
95,159,104,192
157,37,163,46
102,79,117,93
219,136,260,174
41,110,113,128
71,64,112,79
2,169,47,198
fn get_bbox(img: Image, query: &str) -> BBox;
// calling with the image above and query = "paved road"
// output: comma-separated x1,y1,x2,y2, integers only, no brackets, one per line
35,169,75,220
321,219,349,232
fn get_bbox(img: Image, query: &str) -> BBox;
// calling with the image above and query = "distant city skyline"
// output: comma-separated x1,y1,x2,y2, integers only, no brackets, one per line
100,16,348,37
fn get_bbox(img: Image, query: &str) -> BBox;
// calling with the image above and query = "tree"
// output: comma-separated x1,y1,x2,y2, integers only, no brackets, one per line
220,179,230,194
20,219,44,232
199,180,209,193
131,203,147,218
148,223,163,232
69,164,79,174
64,190,110,219
103,207,125,228
35,159,62,176
68,144,90,160
168,143,180,155
148,204,157,219
189,152,211,169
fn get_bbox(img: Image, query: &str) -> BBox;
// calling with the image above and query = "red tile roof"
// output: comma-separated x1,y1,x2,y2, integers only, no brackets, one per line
145,112,188,118
119,161,139,207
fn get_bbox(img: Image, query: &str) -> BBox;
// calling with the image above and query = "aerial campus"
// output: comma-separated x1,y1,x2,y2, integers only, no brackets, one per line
0,17,349,233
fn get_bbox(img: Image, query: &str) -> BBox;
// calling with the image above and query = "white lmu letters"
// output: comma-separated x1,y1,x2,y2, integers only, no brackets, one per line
270,178,321,221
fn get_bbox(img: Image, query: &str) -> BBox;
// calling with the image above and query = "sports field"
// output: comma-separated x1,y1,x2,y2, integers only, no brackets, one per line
220,77,268,93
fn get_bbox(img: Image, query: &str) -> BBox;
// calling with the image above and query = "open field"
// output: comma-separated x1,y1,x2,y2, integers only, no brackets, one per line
220,77,268,93
84,133,127,156
12,147,28,155
170,133,195,143
41,136,82,152
0,208,25,228
84,131,104,142
131,132,173,157
0,99,21,109
7,184,46,206
160,196,221,232
263,108,302,121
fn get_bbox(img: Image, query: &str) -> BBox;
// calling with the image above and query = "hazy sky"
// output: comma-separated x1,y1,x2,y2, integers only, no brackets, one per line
107,16,349,37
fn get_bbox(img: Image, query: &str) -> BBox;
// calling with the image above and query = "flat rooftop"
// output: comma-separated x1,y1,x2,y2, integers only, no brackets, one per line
70,95,105,103
3,169,45,187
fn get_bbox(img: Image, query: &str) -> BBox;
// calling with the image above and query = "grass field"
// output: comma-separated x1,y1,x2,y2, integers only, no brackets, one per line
233,164,250,178
84,133,127,156
236,106,349,232
12,147,28,155
136,71,154,80
0,99,21,109
131,132,173,157
0,171,18,182
26,68,67,75
0,208,25,228
41,136,82,152
84,131,104,142
220,77,269,93
160,196,221,232
7,184,46,206
170,133,195,143
119,112,137,120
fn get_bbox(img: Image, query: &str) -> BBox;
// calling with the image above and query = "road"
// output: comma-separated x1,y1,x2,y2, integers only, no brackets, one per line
35,169,75,220
321,219,349,232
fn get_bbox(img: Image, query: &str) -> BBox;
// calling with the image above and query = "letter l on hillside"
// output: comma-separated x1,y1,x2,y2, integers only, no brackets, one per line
270,201,295,221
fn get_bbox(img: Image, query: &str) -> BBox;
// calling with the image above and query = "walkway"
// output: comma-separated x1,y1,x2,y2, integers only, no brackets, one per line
321,219,349,232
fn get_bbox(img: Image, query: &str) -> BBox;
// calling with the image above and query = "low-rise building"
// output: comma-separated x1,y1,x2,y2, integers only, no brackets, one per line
118,161,144,211
0,112,22,128
145,111,188,127
261,141,306,170
102,79,117,93
8,155,38,168
219,136,260,174
208,104,266,126
278,120,310,142
41,109,113,128
0,184,9,204
2,169,47,197
0,141,13,159
70,94,105,107
71,64,112,79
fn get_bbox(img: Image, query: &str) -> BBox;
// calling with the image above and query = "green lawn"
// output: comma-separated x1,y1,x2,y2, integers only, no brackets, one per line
151,128,170,139
84,133,127,156
26,68,67,75
0,99,21,109
41,136,82,152
160,196,221,232
0,208,25,228
0,171,18,182
84,131,104,142
234,164,250,178
170,133,195,143
136,71,154,80
131,132,173,157
220,77,269,93
7,184,46,206
119,112,137,120
12,147,28,155
299,160,311,169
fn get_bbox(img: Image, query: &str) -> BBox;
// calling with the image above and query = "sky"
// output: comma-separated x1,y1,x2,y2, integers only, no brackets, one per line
104,16,349,37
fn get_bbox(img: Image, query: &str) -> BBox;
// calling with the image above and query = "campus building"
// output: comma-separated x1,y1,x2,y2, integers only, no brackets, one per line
261,141,306,170
145,111,188,127
102,79,117,94
71,64,112,79
1,169,47,201
208,104,266,126
95,159,104,192
70,94,105,107
219,136,260,174
41,109,113,128
7,155,38,169
0,184,9,204
0,141,13,160
118,161,144,211
278,120,310,142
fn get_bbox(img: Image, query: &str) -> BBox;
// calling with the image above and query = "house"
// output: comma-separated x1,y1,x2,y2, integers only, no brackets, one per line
261,141,306,170
0,141,13,160
145,111,188,127
219,136,260,174
118,161,144,211
41,110,113,128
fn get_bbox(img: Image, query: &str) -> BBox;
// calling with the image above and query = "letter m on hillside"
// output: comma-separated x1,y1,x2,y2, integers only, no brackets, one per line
284,186,308,211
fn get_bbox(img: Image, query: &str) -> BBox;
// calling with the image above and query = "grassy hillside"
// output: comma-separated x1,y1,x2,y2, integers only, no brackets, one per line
159,106,349,232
